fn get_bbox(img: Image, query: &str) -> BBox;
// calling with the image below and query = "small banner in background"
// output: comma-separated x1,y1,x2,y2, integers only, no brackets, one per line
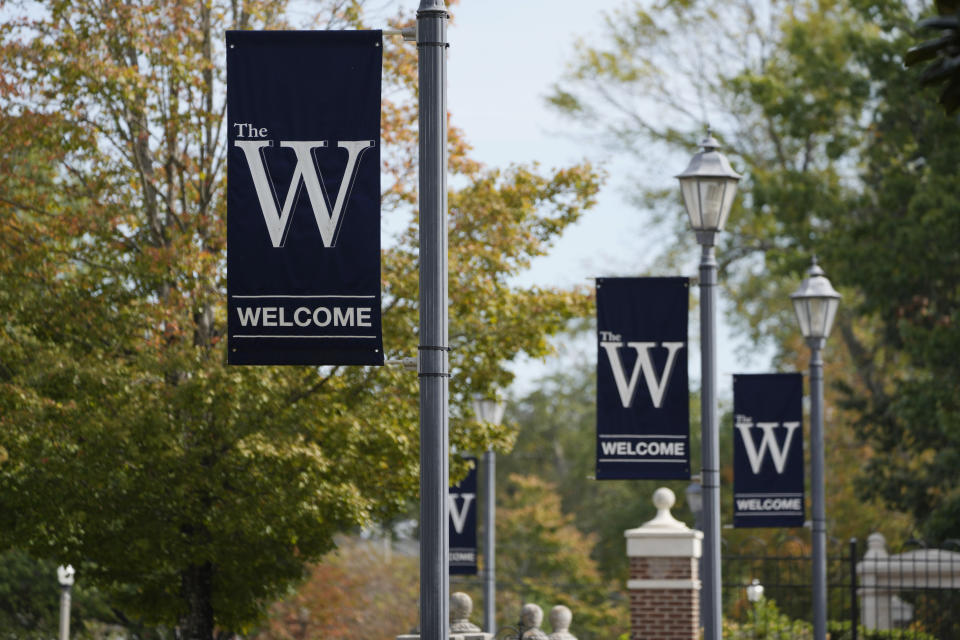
733,373,805,528
449,457,478,575
596,277,690,480
226,31,384,365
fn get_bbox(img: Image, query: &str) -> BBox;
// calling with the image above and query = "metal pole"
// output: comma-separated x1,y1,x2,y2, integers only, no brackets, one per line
809,341,827,640
696,509,705,631
850,537,858,640
698,236,722,640
483,449,496,634
417,3,449,640
59,585,71,640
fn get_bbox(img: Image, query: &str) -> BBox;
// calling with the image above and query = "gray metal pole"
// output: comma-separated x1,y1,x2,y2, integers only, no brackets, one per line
59,585,71,640
698,236,722,640
417,3,449,640
483,449,496,634
809,341,827,640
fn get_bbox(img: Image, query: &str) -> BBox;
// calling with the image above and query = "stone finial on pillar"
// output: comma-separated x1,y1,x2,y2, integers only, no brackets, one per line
451,592,482,633
548,605,577,640
521,604,549,640
624,487,703,640
397,592,492,640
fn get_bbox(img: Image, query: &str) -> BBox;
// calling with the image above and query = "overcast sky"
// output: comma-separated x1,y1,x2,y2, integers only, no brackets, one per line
440,0,773,397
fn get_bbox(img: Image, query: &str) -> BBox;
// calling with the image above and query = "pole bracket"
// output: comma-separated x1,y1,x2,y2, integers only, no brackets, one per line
381,27,417,41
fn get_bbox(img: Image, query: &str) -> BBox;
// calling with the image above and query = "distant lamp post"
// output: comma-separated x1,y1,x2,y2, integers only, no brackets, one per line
685,478,704,629
685,479,703,529
746,578,764,603
57,564,75,640
676,131,742,243
791,257,841,640
472,394,505,635
677,129,742,640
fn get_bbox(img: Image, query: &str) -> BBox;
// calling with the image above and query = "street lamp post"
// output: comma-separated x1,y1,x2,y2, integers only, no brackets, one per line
417,2,450,639
473,396,506,636
746,578,765,604
676,130,742,640
685,478,704,629
685,478,703,530
746,578,765,632
57,564,75,640
791,257,841,640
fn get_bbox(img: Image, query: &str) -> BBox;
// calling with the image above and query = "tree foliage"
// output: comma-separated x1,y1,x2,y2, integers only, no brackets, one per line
905,1,960,114
493,474,626,640
251,536,419,640
502,364,703,584
548,0,956,542
0,0,600,636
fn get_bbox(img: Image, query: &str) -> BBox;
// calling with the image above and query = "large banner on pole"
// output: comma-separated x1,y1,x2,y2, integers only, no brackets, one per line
449,457,478,575
596,277,690,480
226,31,384,365
733,373,805,528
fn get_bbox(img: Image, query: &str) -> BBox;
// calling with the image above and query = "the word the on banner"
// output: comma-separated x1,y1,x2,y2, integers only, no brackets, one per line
227,31,383,365
733,373,805,528
596,277,690,480
449,457,478,575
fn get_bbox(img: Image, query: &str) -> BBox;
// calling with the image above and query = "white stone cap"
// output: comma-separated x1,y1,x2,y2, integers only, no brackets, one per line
857,531,960,585
864,532,889,559
627,578,702,590
624,487,703,558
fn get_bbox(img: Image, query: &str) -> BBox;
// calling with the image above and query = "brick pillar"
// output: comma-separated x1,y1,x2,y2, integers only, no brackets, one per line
624,488,702,640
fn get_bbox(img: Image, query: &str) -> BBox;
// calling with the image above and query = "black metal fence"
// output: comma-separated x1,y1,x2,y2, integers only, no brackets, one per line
722,538,960,640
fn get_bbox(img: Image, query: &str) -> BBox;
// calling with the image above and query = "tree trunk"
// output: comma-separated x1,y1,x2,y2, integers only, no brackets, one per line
180,563,215,640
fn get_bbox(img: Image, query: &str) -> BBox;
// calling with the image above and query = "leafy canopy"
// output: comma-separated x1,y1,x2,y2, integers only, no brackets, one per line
0,0,601,634
549,0,958,542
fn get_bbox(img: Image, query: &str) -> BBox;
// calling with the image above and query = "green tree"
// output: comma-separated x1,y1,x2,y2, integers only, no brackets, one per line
251,536,419,640
905,0,960,114
502,361,703,584
548,0,947,543
0,1,600,637
494,474,626,640
0,549,160,640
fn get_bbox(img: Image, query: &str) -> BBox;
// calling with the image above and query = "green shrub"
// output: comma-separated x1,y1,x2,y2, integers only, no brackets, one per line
723,597,813,639
827,620,939,640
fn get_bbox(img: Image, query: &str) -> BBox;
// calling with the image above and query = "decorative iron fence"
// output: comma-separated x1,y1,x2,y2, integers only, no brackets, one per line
723,537,960,640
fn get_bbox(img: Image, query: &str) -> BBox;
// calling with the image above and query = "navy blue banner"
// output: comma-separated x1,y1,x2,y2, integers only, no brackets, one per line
596,277,690,480
449,457,478,575
733,373,805,528
226,31,383,365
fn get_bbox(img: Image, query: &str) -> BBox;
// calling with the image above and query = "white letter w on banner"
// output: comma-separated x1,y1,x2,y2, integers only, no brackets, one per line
235,139,374,248
600,341,684,409
447,493,475,535
735,420,801,474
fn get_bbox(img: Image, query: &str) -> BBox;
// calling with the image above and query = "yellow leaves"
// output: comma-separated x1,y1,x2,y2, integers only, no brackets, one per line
0,0,614,629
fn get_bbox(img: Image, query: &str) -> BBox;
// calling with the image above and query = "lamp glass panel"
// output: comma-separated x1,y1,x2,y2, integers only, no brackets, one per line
697,178,728,230
809,298,832,338
475,398,505,425
793,298,812,338
717,178,738,231
823,297,840,338
679,178,704,229
810,297,840,339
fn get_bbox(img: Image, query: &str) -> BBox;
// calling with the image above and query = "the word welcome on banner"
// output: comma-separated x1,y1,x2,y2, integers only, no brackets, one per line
448,457,478,575
733,373,805,528
596,277,690,480
226,31,384,366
